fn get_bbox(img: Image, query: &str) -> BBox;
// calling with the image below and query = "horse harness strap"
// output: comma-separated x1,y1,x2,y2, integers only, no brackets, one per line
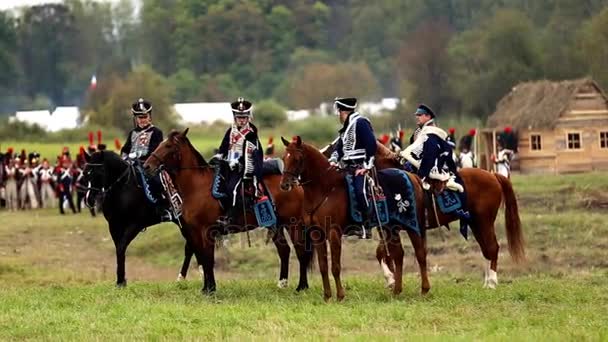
304,185,336,224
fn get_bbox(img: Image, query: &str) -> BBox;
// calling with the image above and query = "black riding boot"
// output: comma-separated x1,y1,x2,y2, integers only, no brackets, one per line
344,206,373,239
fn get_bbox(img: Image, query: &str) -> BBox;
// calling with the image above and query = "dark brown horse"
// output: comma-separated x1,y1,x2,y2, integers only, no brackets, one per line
373,143,525,289
280,136,430,301
143,129,311,294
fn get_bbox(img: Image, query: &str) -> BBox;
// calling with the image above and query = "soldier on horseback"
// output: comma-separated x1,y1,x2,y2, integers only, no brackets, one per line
120,98,172,221
120,98,163,162
213,97,268,226
328,97,378,239
400,104,463,192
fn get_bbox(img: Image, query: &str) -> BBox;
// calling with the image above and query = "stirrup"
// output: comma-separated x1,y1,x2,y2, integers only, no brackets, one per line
160,210,173,222
216,216,232,226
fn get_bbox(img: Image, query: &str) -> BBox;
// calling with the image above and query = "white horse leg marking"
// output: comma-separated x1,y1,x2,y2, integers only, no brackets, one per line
483,262,498,289
176,273,185,282
487,266,498,289
381,260,395,289
198,265,204,280
277,279,288,289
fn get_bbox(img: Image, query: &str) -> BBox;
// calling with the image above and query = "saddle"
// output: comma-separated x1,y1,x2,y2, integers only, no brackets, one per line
134,162,183,219
211,161,277,228
425,177,471,239
345,169,421,235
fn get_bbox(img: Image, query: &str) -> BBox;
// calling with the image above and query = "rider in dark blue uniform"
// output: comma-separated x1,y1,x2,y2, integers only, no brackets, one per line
120,98,172,221
328,97,377,239
214,98,266,226
400,104,462,192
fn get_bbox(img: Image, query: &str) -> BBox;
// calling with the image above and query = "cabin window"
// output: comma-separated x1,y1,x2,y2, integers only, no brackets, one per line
601,131,608,149
567,132,582,150
530,134,542,151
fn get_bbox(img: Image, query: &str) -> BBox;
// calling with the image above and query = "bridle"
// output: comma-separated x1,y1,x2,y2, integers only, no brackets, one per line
282,146,337,218
78,161,134,209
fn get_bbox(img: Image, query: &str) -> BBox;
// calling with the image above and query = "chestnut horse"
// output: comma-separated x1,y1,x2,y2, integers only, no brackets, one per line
144,129,311,294
373,143,525,288
280,136,430,301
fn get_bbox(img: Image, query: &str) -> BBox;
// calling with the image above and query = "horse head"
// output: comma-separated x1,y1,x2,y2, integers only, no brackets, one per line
82,150,125,208
144,128,190,176
280,136,304,192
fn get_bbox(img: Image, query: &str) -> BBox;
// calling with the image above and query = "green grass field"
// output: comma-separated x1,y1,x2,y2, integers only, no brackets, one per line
0,172,607,340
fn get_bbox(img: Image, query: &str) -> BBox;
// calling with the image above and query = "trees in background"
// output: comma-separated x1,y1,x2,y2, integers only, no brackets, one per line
2,0,608,122
84,65,176,132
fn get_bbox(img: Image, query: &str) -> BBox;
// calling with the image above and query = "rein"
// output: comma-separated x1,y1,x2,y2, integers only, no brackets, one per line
79,162,133,195
148,150,208,173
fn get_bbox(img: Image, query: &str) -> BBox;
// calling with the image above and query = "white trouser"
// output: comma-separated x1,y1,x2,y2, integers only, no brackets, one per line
5,179,18,210
19,180,39,209
40,182,56,208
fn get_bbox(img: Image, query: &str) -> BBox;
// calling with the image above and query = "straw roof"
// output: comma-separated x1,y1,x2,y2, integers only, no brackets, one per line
487,78,608,130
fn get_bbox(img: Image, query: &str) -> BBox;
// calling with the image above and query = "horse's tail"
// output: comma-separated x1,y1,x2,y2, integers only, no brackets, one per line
495,173,526,263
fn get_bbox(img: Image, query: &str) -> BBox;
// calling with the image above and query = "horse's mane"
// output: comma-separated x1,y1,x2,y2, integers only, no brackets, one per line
98,150,124,167
168,130,208,167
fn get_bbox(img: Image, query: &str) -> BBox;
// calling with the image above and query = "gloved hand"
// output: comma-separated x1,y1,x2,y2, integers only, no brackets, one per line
229,159,239,170
128,152,138,159
421,178,430,190
209,154,223,166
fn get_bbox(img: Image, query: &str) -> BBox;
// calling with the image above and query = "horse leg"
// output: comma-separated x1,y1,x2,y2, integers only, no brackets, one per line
386,228,404,296
177,241,194,281
471,222,499,289
110,224,140,287
200,230,217,294
289,223,311,291
311,226,331,301
328,228,345,301
272,226,290,289
376,237,395,290
406,229,430,295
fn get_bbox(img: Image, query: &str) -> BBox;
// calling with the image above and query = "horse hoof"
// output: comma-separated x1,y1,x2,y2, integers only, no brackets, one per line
177,274,185,282
202,287,216,296
296,284,309,292
323,295,332,303
385,277,395,289
277,279,288,289
421,287,430,295
116,280,127,288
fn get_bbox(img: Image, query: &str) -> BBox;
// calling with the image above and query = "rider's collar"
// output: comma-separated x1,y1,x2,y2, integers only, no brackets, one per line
419,119,435,128
339,112,360,132
232,122,250,133
134,124,152,131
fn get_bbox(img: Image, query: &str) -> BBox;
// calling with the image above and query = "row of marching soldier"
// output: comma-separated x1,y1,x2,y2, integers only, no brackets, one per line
0,145,104,215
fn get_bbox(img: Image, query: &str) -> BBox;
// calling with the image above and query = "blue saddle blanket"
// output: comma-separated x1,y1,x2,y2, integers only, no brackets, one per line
435,178,471,239
345,168,420,235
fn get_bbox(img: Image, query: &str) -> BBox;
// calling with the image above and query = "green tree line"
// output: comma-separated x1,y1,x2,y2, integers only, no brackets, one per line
1,0,608,122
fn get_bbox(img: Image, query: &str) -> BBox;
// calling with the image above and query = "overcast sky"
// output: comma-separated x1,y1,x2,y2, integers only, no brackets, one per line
0,0,127,10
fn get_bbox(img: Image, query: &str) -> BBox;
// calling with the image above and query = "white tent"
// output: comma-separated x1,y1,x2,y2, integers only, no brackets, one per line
48,107,80,132
13,110,52,130
174,102,233,125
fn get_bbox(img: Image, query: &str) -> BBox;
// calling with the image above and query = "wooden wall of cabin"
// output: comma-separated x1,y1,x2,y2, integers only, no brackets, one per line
555,105,608,172
516,129,557,173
